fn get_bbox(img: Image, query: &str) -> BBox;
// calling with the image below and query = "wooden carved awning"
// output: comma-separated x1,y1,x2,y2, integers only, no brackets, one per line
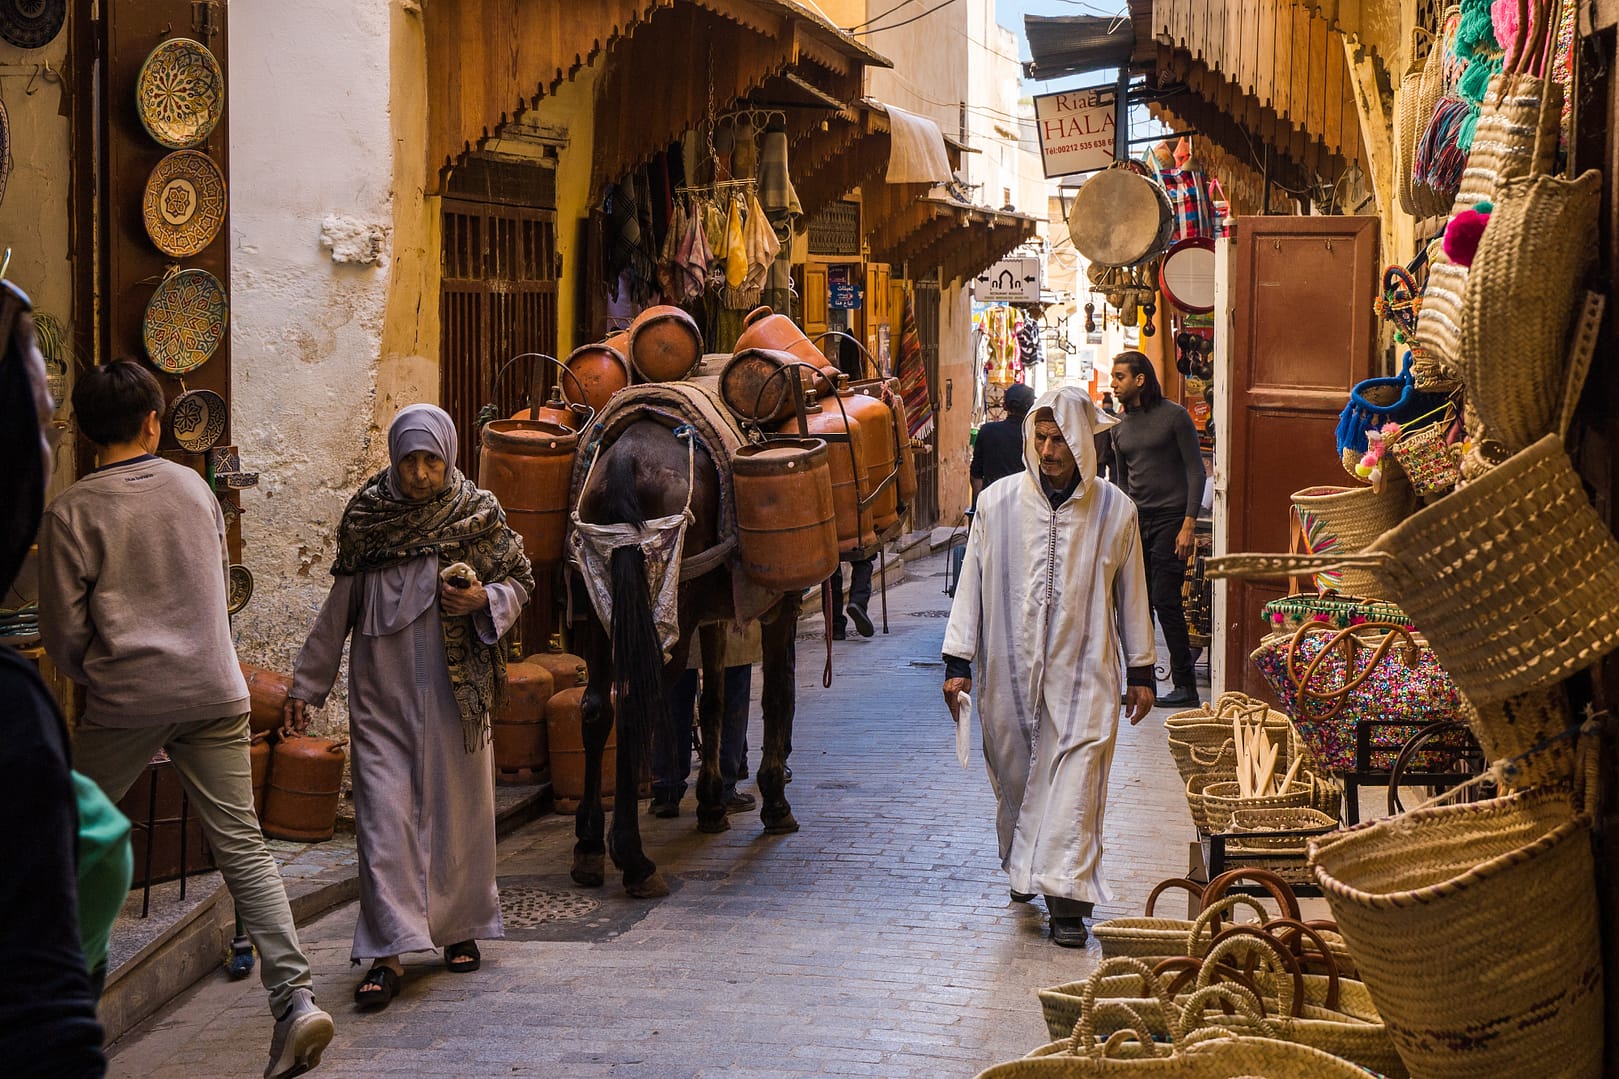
424,0,885,191
592,0,885,190
1147,0,1369,176
864,186,1040,284
795,100,964,223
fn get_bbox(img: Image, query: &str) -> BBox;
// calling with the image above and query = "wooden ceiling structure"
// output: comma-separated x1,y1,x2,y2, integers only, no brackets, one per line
1130,0,1377,205
423,0,887,193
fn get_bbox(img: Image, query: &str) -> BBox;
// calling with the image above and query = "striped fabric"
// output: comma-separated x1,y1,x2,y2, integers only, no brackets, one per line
896,286,933,440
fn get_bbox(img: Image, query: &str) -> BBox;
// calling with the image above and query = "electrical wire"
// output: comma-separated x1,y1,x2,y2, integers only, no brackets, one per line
841,0,919,33
859,0,962,35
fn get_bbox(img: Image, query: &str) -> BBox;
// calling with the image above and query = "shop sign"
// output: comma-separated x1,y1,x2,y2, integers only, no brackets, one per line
975,256,1042,304
1033,90,1115,178
829,282,862,309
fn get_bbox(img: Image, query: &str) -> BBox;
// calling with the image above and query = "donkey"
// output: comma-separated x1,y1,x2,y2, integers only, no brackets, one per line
567,419,803,898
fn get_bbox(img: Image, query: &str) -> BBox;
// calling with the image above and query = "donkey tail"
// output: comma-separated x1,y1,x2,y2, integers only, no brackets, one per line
609,544,666,754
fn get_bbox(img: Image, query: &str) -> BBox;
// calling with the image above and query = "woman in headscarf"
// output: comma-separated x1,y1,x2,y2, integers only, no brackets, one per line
285,404,533,1009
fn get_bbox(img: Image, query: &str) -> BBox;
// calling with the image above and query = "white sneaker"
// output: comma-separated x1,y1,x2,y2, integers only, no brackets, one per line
264,987,334,1078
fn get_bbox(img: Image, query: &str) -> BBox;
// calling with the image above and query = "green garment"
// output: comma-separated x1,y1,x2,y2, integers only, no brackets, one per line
71,771,132,980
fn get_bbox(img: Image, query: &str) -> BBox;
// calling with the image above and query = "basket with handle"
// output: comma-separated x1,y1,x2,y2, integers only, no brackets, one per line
1217,432,1619,711
1289,474,1414,598
1187,924,1406,1077
1309,786,1602,1079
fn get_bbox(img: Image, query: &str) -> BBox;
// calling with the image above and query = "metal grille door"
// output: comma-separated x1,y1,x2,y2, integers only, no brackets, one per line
912,277,942,529
441,198,558,475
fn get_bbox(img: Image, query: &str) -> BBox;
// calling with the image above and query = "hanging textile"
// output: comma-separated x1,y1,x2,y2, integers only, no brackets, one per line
896,286,933,441
758,129,800,314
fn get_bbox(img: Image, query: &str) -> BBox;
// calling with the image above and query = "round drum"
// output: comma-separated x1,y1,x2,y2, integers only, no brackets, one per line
1067,166,1174,267
1159,236,1217,313
627,305,703,382
562,332,631,413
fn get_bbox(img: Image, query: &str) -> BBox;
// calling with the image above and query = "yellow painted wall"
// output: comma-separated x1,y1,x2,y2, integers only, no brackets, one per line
377,0,438,419
534,64,602,356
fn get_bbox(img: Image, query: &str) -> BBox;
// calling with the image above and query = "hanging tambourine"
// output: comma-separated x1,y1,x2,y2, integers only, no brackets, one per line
1158,236,1216,314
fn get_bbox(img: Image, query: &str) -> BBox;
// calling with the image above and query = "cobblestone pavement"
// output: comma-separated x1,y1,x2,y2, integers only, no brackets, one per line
108,549,1196,1078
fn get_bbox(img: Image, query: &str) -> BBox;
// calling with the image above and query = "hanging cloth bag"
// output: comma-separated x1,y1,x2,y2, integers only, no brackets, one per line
1333,351,1452,477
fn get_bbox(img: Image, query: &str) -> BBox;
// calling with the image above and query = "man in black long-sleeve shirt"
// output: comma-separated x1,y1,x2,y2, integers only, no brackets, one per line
1107,351,1207,708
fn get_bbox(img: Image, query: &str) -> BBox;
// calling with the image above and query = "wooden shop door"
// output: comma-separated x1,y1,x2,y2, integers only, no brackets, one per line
1222,216,1379,698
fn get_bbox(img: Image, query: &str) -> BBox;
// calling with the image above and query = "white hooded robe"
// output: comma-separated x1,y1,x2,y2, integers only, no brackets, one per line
943,386,1156,904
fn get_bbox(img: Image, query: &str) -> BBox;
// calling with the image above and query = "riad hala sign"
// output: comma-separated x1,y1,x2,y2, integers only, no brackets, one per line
1033,90,1115,178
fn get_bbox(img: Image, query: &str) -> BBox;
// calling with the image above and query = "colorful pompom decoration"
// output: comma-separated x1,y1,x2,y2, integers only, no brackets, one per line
1490,0,1521,59
1444,203,1493,267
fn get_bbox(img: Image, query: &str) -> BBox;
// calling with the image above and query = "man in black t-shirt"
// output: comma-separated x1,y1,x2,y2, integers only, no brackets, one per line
970,382,1034,506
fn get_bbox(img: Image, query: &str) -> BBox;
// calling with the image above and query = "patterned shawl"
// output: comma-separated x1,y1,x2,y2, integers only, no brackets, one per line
334,466,535,750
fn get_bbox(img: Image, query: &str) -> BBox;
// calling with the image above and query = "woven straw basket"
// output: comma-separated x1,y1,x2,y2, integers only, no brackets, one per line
1210,433,1619,707
1415,249,1468,370
976,1023,1382,1077
1290,474,1414,597
1309,788,1601,1079
1462,681,1577,789
1459,170,1601,455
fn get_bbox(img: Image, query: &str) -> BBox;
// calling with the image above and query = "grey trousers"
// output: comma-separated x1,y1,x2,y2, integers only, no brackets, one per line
73,713,313,1017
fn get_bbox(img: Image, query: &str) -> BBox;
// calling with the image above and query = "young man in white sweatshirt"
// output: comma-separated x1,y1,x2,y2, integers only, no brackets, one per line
38,361,334,1079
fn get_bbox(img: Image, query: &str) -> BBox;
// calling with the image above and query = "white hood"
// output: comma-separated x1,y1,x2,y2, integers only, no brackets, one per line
1022,385,1119,491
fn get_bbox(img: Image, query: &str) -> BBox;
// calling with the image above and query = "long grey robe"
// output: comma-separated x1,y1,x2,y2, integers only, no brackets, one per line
292,560,525,961
943,386,1156,904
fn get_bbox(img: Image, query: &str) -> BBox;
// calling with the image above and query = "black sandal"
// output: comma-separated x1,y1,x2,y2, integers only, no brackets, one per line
444,940,481,973
354,964,400,1009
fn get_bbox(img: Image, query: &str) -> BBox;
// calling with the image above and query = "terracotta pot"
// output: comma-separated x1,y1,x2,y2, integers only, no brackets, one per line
262,735,346,842
562,332,631,412
733,439,840,591
527,639,587,694
545,688,615,802
778,394,876,554
492,660,554,781
883,377,918,511
734,306,827,370
240,662,292,735
839,386,900,532
719,347,813,425
626,305,703,382
529,390,592,432
478,419,577,568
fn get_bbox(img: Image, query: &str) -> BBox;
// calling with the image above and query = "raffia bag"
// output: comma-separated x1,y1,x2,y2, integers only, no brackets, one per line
1211,434,1619,707
1457,169,1600,455
1457,0,1563,209
1394,28,1437,218
1417,0,1565,383
1289,473,1414,597
1462,680,1577,789
1309,788,1602,1079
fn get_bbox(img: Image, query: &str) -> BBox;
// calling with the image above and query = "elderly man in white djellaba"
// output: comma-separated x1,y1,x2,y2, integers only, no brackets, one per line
942,385,1157,947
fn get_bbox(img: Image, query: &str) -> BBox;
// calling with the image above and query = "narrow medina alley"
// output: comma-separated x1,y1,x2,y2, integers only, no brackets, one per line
106,547,1193,1078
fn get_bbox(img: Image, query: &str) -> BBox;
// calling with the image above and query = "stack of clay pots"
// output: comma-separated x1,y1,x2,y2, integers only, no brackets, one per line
492,636,617,812
239,662,348,843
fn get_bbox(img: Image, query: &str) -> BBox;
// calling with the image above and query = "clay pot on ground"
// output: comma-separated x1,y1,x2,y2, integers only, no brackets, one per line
261,735,347,842
492,659,554,785
240,662,293,736
546,687,615,804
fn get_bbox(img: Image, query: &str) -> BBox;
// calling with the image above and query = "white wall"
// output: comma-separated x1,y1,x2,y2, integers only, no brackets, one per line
227,0,397,682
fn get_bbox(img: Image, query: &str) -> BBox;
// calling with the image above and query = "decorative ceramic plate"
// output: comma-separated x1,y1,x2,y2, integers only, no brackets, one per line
142,150,227,257
144,269,228,375
167,387,227,453
0,0,64,49
227,564,253,615
136,39,225,149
